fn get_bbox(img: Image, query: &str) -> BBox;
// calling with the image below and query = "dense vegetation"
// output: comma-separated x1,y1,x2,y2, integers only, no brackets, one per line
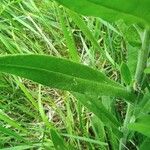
0,0,150,150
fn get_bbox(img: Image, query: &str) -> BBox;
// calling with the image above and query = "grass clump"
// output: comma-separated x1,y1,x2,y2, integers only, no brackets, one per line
0,0,150,150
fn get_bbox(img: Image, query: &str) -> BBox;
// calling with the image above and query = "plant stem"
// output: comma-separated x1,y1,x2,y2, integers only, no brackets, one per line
135,28,150,85
119,103,133,150
120,28,150,150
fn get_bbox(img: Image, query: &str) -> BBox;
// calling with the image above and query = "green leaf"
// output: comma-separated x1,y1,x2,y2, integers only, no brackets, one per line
127,44,138,77
50,129,68,150
62,133,108,146
0,55,135,102
0,109,26,133
0,125,26,142
0,143,45,150
73,93,120,127
54,0,150,26
120,62,132,85
118,23,141,49
117,23,140,77
68,11,101,51
140,138,150,150
136,93,150,117
144,67,150,74
57,8,80,62
128,115,150,137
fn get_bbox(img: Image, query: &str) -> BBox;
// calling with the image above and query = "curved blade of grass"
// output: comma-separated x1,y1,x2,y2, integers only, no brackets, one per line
68,11,116,66
68,11,101,52
54,0,150,26
0,54,135,101
62,133,108,146
57,7,80,62
0,109,27,133
38,85,53,128
0,125,26,142
0,143,46,150
68,11,117,67
14,76,38,110
73,93,120,127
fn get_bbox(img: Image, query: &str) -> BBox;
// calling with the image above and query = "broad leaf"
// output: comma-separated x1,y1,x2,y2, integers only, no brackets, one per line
0,55,135,101
128,115,150,138
54,0,150,26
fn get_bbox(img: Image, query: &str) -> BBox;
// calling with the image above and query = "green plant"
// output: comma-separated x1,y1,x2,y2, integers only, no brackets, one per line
0,0,150,149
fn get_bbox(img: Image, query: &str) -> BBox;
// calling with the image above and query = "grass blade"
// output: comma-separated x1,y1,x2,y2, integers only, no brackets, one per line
0,125,26,142
73,93,120,127
50,129,69,150
0,109,26,132
57,7,80,62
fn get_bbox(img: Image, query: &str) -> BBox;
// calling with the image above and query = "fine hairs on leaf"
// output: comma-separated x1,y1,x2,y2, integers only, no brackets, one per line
0,0,150,150
0,54,135,102
54,0,150,26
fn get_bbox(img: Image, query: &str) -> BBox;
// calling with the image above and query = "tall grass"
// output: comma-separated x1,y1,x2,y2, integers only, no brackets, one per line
0,0,150,150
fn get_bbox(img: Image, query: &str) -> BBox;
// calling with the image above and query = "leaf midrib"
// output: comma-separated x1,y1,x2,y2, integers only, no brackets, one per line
0,63,120,87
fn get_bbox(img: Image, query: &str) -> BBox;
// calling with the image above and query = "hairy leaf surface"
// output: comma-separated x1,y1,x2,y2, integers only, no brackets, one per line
55,0,150,26
0,55,135,101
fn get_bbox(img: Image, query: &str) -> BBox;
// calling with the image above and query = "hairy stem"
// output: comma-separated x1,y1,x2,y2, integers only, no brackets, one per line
120,28,150,150
119,103,133,150
135,28,150,84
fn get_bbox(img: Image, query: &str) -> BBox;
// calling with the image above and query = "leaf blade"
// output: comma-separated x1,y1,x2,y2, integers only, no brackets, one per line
0,55,135,101
54,0,150,26
128,115,150,138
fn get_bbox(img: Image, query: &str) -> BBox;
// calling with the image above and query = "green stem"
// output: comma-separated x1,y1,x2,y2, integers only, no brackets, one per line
135,28,150,85
120,28,150,150
119,103,133,150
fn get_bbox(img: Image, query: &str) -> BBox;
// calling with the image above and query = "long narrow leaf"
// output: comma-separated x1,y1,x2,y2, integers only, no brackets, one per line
0,55,135,101
0,126,25,142
50,129,68,150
